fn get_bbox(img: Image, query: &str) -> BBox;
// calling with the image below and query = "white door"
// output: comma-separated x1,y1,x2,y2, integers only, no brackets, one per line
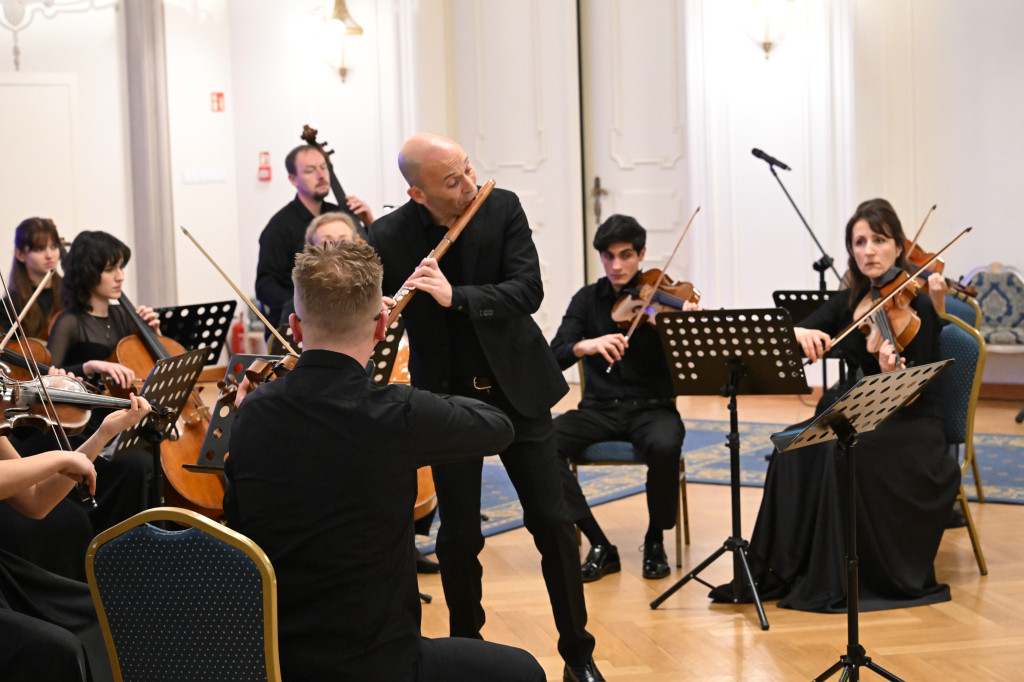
579,0,696,285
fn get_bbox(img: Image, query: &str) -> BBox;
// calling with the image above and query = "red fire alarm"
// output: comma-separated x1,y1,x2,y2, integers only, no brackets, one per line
258,151,272,182
210,92,225,112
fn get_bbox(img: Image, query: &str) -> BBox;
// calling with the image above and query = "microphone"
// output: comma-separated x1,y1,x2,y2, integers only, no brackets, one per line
751,148,791,171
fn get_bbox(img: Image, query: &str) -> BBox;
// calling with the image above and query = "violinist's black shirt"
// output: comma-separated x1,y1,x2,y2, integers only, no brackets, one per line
224,350,513,681
550,273,675,403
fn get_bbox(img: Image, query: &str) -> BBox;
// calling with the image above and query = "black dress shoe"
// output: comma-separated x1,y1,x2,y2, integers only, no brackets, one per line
416,548,440,574
580,544,620,583
563,658,605,682
642,541,670,579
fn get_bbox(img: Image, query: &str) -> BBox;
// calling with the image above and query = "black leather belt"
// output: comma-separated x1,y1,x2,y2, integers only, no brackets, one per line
453,375,493,392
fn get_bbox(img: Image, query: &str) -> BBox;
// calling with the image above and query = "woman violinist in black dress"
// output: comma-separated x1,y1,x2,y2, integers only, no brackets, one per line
45,231,163,534
719,198,961,613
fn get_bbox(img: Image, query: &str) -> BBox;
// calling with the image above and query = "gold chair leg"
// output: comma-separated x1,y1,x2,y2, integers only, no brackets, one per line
959,485,988,576
970,455,985,503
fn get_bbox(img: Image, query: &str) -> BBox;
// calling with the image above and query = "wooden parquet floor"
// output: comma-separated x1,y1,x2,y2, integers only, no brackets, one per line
417,392,1024,681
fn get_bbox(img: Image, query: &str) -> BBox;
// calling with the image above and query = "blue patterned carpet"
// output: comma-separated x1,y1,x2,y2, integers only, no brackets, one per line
415,418,1023,553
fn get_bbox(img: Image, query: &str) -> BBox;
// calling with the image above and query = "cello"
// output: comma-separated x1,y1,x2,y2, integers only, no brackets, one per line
108,293,223,518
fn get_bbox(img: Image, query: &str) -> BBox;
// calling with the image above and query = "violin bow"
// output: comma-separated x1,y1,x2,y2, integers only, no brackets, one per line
179,226,299,356
0,269,53,353
606,206,700,373
0,268,96,506
385,179,496,328
827,226,972,351
905,203,937,259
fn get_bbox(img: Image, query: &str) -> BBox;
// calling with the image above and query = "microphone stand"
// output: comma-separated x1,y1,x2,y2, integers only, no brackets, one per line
763,162,844,390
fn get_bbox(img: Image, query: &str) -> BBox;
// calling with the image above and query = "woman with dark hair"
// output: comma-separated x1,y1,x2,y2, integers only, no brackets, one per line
4,217,65,339
714,198,961,613
47,231,161,389
43,230,163,534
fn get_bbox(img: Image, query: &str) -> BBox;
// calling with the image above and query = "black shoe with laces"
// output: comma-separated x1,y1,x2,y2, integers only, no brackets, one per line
580,544,620,583
563,658,605,682
642,541,670,579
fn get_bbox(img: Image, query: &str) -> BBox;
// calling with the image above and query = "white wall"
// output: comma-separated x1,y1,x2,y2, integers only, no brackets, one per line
4,0,1023,344
0,3,131,272
851,0,1024,282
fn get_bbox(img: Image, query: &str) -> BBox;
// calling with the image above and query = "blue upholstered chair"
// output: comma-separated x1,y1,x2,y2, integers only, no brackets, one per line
937,314,988,575
944,292,981,329
86,507,281,682
570,443,690,568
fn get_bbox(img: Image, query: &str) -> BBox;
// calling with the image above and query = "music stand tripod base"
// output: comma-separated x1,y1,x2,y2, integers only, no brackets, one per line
773,359,952,682
648,308,811,631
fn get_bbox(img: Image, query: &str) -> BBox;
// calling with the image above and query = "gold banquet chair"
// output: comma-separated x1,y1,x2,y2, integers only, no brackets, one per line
570,362,690,568
86,507,281,682
937,314,988,575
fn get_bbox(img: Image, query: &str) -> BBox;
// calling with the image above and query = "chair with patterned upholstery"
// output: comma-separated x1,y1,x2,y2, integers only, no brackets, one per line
937,314,988,575
86,507,281,682
570,443,690,567
944,292,981,329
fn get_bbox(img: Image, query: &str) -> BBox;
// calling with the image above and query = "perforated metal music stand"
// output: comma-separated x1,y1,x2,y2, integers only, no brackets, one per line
648,308,810,630
369,315,406,387
153,301,236,366
773,290,843,389
112,347,210,504
186,353,281,473
772,359,952,682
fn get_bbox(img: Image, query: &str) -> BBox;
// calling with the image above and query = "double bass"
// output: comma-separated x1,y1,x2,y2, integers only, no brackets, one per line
108,294,223,517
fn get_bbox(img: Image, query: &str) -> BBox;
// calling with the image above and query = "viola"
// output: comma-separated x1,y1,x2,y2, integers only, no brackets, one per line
610,269,701,328
853,268,921,366
109,294,223,518
903,239,977,298
0,336,52,381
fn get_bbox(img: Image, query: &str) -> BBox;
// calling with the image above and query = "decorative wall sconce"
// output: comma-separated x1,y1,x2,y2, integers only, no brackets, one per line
741,0,795,59
0,0,118,70
316,0,363,83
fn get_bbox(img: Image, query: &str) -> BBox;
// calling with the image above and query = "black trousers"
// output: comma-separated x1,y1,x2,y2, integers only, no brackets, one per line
431,386,595,667
0,550,112,682
415,636,545,681
554,399,685,531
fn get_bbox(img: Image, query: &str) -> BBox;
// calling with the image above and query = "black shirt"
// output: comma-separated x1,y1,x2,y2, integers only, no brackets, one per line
224,350,513,681
550,273,676,403
254,196,341,326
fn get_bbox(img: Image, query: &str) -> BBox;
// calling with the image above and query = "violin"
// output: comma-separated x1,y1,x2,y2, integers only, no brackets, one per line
0,337,53,381
853,267,921,366
903,239,978,298
0,371,171,437
610,269,700,328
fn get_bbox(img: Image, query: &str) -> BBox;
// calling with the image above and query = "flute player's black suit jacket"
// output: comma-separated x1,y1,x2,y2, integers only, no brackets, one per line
369,187,567,416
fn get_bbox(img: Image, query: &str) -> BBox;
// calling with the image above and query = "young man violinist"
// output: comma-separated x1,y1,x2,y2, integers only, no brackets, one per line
550,214,690,582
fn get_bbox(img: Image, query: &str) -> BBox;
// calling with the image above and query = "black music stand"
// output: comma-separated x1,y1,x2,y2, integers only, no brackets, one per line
187,353,282,473
648,308,810,631
153,301,236,367
771,359,952,682
112,347,210,505
773,290,844,391
369,315,406,386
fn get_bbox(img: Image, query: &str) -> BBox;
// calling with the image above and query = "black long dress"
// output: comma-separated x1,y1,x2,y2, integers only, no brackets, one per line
713,289,961,612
